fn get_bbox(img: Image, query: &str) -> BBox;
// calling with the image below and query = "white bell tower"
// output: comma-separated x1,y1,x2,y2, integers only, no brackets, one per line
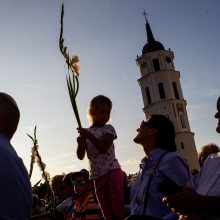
136,16,199,170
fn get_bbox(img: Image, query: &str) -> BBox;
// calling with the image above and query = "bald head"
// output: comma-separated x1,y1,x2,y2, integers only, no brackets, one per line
0,93,20,139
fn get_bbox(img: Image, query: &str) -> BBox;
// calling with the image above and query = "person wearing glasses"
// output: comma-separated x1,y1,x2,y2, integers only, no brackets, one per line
32,172,78,220
55,172,79,219
128,114,190,219
66,169,104,220
33,169,104,220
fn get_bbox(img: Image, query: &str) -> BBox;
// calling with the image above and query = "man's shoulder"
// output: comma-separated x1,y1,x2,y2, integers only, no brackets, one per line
203,153,220,169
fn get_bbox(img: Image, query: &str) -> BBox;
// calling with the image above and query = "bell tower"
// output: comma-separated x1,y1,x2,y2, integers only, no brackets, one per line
136,15,199,170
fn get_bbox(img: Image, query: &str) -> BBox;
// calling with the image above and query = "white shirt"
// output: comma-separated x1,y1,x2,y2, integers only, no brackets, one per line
188,153,220,220
85,124,120,179
131,148,190,219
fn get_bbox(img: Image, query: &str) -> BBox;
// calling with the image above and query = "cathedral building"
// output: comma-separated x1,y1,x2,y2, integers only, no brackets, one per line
136,17,199,170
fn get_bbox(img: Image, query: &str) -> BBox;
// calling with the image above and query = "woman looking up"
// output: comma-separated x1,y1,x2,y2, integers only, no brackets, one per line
129,114,190,219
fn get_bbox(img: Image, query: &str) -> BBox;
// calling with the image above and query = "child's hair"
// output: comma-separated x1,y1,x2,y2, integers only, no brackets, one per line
87,95,112,122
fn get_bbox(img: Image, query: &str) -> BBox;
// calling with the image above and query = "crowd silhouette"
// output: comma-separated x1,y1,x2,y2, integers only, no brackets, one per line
1,92,220,220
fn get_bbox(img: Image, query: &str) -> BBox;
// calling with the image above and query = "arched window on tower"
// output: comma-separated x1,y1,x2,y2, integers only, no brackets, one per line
158,83,166,100
172,82,180,99
153,58,160,71
145,87,152,105
180,113,186,128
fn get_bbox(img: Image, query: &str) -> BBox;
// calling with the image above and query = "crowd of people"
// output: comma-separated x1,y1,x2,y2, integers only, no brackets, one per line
0,92,220,220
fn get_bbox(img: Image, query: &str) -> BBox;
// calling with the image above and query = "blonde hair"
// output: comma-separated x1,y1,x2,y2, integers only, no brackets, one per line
87,95,112,123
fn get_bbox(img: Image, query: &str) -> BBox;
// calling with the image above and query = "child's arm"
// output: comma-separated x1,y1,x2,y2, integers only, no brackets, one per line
77,127,114,154
76,135,86,160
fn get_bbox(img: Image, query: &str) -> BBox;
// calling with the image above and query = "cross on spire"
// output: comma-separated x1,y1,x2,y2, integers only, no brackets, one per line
142,9,149,23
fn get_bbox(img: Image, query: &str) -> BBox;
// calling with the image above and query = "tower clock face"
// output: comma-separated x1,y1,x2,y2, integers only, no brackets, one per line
165,56,171,63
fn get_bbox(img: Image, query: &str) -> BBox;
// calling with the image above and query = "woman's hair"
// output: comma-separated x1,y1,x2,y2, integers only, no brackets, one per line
146,114,176,152
87,95,112,122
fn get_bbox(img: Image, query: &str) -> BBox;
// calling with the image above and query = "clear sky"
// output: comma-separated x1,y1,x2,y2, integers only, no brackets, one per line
1,0,219,185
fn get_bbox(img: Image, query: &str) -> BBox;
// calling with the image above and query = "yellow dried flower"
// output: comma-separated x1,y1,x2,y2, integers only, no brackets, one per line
59,3,82,128
72,64,80,76
71,55,79,64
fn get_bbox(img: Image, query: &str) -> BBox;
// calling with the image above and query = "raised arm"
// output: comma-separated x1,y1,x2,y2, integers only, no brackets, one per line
77,127,114,154
76,135,86,160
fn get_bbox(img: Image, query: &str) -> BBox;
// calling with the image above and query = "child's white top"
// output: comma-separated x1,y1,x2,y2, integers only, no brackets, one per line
86,124,121,179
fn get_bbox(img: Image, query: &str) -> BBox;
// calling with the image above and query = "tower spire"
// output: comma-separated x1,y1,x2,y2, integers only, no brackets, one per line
141,12,164,54
142,9,148,23
142,10,155,43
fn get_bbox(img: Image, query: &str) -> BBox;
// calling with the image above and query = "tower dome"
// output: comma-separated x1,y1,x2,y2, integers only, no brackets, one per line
142,21,164,54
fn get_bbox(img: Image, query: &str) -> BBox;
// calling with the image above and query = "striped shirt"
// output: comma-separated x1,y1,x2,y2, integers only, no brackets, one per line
66,192,103,220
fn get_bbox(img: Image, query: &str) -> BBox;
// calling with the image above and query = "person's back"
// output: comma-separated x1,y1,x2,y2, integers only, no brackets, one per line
0,92,32,219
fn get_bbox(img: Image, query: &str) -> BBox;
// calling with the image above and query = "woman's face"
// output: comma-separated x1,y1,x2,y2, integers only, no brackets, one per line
134,120,156,145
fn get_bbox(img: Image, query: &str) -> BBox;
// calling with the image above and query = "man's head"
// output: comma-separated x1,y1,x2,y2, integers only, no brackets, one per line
0,92,20,139
198,143,220,167
215,97,220,133
50,174,66,201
